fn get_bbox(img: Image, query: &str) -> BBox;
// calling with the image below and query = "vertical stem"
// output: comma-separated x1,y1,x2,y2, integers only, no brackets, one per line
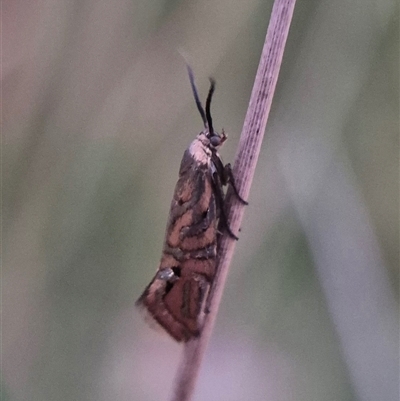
171,1,297,400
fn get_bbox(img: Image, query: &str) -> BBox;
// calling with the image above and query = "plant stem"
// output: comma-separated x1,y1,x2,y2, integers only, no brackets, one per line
171,1,297,400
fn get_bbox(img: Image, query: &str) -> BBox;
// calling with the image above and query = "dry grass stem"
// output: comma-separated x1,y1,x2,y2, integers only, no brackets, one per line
171,1,297,400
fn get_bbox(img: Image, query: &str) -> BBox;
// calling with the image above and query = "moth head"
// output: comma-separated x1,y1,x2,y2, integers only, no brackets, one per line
207,128,227,150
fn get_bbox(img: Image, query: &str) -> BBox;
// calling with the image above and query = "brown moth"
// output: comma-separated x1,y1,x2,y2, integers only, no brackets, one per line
136,67,247,342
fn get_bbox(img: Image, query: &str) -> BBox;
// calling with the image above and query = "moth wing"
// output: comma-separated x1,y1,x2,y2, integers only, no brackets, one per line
137,141,220,342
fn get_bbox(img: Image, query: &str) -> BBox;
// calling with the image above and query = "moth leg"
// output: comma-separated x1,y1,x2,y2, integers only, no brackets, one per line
223,163,248,205
211,152,248,204
211,171,239,240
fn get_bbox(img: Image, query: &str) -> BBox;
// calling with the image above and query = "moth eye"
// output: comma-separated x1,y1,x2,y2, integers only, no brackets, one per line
210,136,221,147
201,209,208,218
172,267,181,277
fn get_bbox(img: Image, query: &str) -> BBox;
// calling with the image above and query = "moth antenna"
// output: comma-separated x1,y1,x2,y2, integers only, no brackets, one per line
205,78,215,137
186,65,207,127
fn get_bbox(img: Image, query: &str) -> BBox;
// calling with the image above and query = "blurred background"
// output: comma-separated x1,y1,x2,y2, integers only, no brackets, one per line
3,0,399,400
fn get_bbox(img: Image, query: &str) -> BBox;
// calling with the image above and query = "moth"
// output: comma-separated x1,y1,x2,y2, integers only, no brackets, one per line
136,67,247,342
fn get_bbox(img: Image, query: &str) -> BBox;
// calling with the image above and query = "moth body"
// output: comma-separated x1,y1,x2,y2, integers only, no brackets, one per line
136,68,247,342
